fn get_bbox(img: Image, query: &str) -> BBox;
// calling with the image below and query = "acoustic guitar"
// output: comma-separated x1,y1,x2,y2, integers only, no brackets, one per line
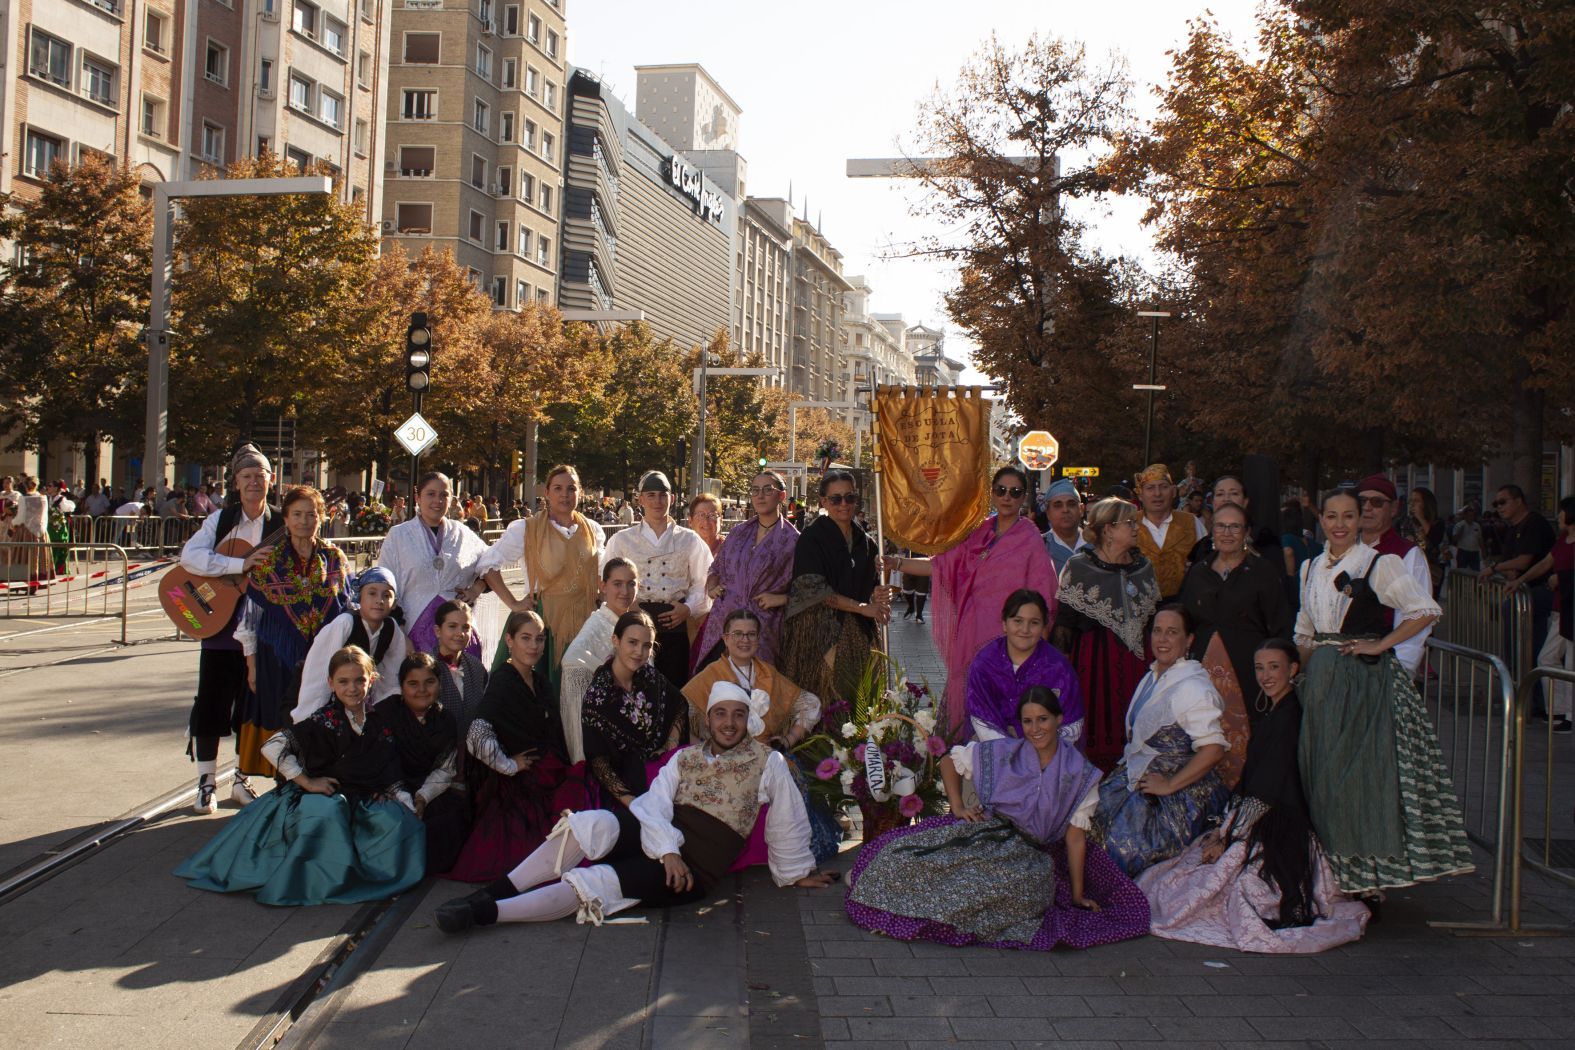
160,527,286,639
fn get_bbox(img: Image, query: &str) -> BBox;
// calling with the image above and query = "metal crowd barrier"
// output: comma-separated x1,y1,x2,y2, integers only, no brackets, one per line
1422,638,1517,927
1511,666,1575,917
327,535,387,572
86,515,203,556
1440,569,1533,681
0,542,131,642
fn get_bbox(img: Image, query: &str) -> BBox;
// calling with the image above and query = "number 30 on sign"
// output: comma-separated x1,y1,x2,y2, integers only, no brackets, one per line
396,412,439,457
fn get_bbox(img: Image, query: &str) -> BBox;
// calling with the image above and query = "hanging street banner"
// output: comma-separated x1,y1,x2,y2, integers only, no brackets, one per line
874,386,991,555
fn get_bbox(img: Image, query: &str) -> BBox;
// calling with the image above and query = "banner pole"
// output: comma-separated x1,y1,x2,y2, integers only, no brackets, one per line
870,386,892,685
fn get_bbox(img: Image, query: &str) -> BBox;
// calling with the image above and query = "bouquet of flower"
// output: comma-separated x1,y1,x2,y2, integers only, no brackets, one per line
794,651,953,834
351,502,392,536
814,439,842,473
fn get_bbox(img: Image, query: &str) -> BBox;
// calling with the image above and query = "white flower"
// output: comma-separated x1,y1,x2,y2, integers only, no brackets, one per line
840,722,858,739
834,746,851,767
890,763,918,797
839,768,857,793
913,709,937,734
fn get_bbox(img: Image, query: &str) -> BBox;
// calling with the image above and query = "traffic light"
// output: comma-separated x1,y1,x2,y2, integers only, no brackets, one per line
758,446,767,469
405,312,432,393
510,450,522,475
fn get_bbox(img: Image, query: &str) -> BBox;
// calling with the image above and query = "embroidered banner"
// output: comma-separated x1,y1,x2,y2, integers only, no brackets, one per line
874,386,991,555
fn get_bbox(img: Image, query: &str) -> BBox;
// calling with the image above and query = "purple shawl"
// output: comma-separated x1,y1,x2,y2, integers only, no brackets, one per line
965,637,1085,744
975,737,1102,845
695,514,800,664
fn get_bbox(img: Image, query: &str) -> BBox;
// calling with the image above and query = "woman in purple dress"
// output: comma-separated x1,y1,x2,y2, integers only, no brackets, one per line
845,687,1150,951
693,470,799,670
966,589,1085,745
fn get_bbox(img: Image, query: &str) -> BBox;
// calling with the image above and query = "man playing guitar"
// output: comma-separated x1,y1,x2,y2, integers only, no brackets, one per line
181,445,281,813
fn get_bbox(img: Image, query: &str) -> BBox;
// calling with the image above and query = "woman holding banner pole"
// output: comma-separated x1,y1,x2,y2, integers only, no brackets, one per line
884,465,1058,738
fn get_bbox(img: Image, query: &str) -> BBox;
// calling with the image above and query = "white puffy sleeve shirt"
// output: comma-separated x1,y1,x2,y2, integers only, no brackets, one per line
1294,544,1441,649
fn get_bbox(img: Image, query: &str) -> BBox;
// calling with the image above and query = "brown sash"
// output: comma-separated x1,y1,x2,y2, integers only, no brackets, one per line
672,804,748,890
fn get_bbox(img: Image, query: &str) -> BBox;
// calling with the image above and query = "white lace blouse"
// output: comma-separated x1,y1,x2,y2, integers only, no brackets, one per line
1293,542,1441,648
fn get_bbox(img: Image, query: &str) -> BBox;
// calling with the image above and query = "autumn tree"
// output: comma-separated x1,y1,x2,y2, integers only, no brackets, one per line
536,322,696,495
169,154,380,465
1130,2,1575,495
0,155,151,481
684,331,788,494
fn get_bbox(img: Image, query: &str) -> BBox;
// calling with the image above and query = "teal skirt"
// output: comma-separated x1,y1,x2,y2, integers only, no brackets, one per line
1298,641,1473,894
174,785,426,906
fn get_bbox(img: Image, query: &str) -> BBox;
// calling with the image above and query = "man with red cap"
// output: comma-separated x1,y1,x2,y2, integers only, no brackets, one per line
1356,474,1433,676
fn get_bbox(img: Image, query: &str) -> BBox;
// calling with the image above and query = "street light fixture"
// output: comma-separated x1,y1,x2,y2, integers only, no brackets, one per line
144,176,333,487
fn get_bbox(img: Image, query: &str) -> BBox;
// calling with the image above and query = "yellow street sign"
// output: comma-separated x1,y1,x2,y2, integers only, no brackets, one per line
1016,430,1059,470
1061,467,1099,478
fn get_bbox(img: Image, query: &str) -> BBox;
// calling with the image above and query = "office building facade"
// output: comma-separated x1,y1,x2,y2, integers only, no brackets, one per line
734,196,792,382
790,216,850,401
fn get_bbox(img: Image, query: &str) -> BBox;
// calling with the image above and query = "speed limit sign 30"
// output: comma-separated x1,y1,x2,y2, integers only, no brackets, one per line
395,412,439,457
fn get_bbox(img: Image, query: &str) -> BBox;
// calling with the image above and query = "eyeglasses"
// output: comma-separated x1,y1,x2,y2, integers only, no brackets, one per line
1358,496,1391,508
824,493,861,506
726,631,759,641
993,485,1025,499
748,485,783,496
1213,522,1246,533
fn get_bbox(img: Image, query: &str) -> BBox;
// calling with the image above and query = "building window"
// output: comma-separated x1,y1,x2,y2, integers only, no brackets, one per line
467,268,482,286
258,136,272,156
544,81,557,112
536,288,548,304
29,30,71,87
526,13,540,43
353,118,369,156
523,119,536,151
468,211,484,243
24,129,66,177
478,0,493,24
399,145,436,176
357,50,372,88
520,171,534,201
144,11,168,55
502,57,516,88
82,55,117,107
323,16,347,56
496,165,511,196
201,122,225,164
285,145,313,170
500,112,514,142
536,235,551,268
538,183,552,212
504,5,519,35
495,220,509,252
396,202,433,234
289,73,312,112
293,1,319,39
470,154,486,189
402,89,437,120
141,95,165,138
517,225,531,256
541,131,555,164
515,279,529,307
205,41,229,85
403,32,440,64
473,98,489,134
475,45,492,80
545,29,558,58
320,90,343,129
360,0,372,22
491,276,507,306
525,66,539,97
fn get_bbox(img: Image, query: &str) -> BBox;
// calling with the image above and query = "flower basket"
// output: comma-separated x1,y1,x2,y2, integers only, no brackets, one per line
794,651,954,839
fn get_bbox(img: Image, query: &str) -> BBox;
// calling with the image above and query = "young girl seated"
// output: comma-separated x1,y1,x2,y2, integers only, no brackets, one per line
379,652,473,875
429,599,489,735
175,647,426,906
846,687,1150,951
294,567,408,722
447,611,593,882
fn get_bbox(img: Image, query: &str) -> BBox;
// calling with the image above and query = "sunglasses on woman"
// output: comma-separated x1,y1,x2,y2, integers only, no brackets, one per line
824,493,861,506
993,485,1025,499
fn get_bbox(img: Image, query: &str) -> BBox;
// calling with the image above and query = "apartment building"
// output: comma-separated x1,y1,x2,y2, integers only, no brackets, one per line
381,0,565,309
2,0,391,216
842,275,915,394
790,215,850,402
909,323,966,387
734,196,791,384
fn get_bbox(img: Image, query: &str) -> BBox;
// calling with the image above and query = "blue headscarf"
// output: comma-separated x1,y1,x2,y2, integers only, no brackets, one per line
354,566,397,596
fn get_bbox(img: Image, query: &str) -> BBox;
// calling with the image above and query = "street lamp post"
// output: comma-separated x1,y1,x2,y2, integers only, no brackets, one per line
1133,310,1171,467
692,364,780,497
144,176,333,488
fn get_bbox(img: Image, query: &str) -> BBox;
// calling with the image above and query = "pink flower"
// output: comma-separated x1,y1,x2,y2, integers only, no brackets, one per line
924,734,947,757
853,743,868,763
898,794,924,818
815,757,842,781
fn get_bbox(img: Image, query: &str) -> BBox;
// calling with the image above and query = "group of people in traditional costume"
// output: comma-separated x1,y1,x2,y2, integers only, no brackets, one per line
171,447,1473,960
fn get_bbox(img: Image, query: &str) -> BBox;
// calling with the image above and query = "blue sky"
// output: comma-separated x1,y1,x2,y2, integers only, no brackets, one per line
567,0,1264,381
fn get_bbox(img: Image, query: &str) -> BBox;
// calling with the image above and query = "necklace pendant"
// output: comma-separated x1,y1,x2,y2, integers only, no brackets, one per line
432,556,445,570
